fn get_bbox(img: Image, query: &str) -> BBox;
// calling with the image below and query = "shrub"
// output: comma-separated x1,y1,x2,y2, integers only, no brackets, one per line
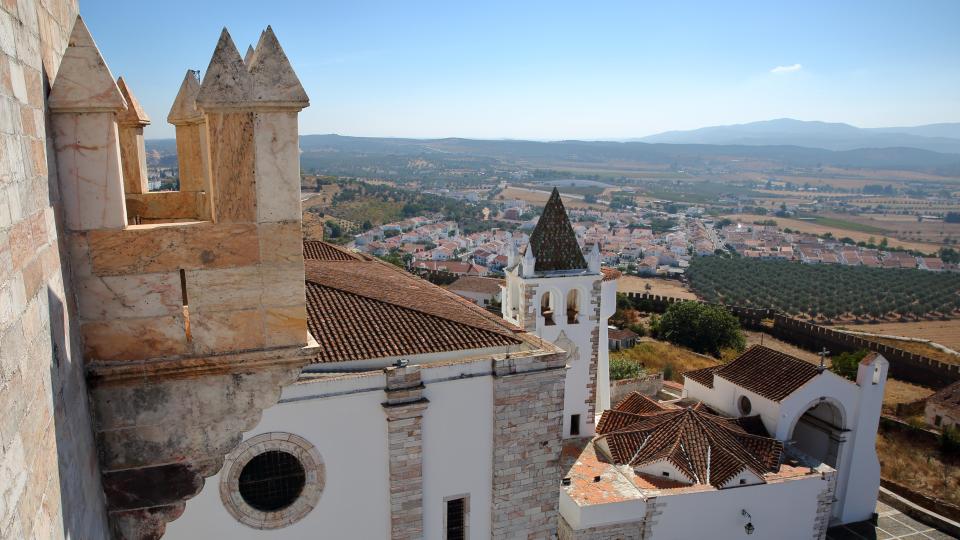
829,349,869,381
943,426,960,454
609,358,644,381
662,363,674,381
657,301,745,356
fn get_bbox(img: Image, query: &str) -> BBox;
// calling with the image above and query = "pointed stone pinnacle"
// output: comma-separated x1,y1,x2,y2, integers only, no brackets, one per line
244,45,255,66
116,77,150,126
167,70,203,124
50,15,127,112
196,28,253,109
247,25,309,107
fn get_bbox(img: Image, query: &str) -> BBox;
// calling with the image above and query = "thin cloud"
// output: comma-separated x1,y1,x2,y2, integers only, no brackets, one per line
771,63,803,74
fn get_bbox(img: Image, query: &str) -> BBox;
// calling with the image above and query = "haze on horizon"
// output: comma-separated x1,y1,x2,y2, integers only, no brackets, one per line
84,0,960,141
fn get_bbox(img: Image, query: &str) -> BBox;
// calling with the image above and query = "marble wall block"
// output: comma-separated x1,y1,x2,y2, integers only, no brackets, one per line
254,111,300,223
77,272,182,320
87,222,259,275
206,111,256,223
188,307,265,355
52,111,127,230
81,315,188,362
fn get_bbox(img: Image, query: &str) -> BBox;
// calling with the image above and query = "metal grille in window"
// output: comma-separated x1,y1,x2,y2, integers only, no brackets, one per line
446,497,466,540
238,450,306,512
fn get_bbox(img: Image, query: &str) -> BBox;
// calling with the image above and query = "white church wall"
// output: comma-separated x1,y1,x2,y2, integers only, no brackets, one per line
649,476,827,540
166,372,392,539
421,372,494,540
682,356,888,525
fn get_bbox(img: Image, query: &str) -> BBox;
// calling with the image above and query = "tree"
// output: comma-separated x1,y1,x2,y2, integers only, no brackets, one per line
657,301,746,356
830,350,868,381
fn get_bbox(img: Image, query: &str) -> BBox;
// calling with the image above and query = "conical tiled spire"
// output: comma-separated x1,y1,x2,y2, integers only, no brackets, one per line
527,187,587,272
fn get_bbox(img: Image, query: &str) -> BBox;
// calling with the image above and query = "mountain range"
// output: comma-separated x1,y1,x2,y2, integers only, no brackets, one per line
636,118,960,154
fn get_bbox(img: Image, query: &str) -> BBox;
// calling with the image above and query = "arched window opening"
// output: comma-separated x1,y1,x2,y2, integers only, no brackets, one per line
541,292,556,326
567,289,580,324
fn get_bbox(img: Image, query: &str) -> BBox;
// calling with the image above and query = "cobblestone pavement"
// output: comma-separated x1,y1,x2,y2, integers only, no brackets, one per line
827,501,958,540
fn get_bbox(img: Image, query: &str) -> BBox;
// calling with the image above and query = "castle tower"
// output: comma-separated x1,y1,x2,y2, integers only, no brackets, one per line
502,188,618,437
48,18,317,538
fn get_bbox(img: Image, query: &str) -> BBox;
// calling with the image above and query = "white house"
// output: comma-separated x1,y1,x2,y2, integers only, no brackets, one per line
682,346,887,525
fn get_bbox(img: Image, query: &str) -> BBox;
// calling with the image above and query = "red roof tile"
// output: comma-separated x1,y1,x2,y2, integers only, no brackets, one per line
302,241,522,363
596,393,783,488
710,346,821,402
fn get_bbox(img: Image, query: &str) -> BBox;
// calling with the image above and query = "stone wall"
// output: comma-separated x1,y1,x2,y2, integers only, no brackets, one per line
558,516,646,540
0,1,111,538
382,365,428,540
491,351,566,539
622,292,960,389
610,372,664,405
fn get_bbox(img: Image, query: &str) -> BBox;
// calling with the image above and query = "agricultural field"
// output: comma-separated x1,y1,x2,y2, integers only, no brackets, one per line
687,256,960,321
496,186,604,210
723,213,940,252
616,275,698,299
832,319,960,351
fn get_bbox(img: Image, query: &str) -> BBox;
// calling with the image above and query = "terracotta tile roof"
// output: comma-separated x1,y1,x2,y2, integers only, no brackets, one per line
608,328,638,341
929,380,960,409
445,276,503,295
303,241,522,363
710,346,821,402
683,365,721,388
303,240,364,261
526,188,587,272
601,267,621,281
596,393,783,488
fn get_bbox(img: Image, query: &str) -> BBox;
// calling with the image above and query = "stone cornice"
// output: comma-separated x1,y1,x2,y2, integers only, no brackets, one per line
87,338,320,387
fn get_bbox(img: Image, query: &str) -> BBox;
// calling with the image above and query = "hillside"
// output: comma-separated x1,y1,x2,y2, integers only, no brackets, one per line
638,118,960,154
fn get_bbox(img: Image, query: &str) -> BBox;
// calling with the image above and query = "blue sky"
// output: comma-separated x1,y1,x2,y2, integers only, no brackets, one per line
82,0,960,140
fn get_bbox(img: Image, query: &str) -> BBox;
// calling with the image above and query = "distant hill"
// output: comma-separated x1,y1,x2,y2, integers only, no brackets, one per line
147,130,960,178
637,118,960,154
297,134,960,176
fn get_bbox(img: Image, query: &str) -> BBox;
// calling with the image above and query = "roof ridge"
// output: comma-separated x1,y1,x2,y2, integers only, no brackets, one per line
309,281,517,343
304,259,520,339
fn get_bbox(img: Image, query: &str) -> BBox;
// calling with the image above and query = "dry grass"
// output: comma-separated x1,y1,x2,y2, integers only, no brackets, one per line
722,213,939,252
497,186,604,210
877,429,960,507
611,340,720,382
882,379,935,413
861,336,960,365
833,320,960,352
617,276,698,299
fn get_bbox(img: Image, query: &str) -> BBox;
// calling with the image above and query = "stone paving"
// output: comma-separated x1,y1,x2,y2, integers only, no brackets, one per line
827,501,958,540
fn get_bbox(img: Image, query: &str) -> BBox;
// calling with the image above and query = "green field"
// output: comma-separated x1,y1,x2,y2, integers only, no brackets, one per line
687,256,960,320
797,214,887,234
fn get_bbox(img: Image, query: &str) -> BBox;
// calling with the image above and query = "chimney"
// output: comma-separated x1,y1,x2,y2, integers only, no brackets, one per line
116,77,151,195
49,16,128,230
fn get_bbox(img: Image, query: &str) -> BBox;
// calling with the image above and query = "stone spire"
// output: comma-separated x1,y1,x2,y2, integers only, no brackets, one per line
166,69,210,202
167,70,203,125
196,28,253,108
116,77,151,195
49,15,128,230
247,26,309,107
526,187,587,272
49,16,126,112
244,44,255,66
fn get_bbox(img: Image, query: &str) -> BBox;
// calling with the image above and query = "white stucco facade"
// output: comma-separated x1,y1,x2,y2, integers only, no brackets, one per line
167,352,504,539
683,353,888,525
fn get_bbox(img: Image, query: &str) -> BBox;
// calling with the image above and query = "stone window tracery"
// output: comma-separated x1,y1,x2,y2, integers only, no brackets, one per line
220,432,324,529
